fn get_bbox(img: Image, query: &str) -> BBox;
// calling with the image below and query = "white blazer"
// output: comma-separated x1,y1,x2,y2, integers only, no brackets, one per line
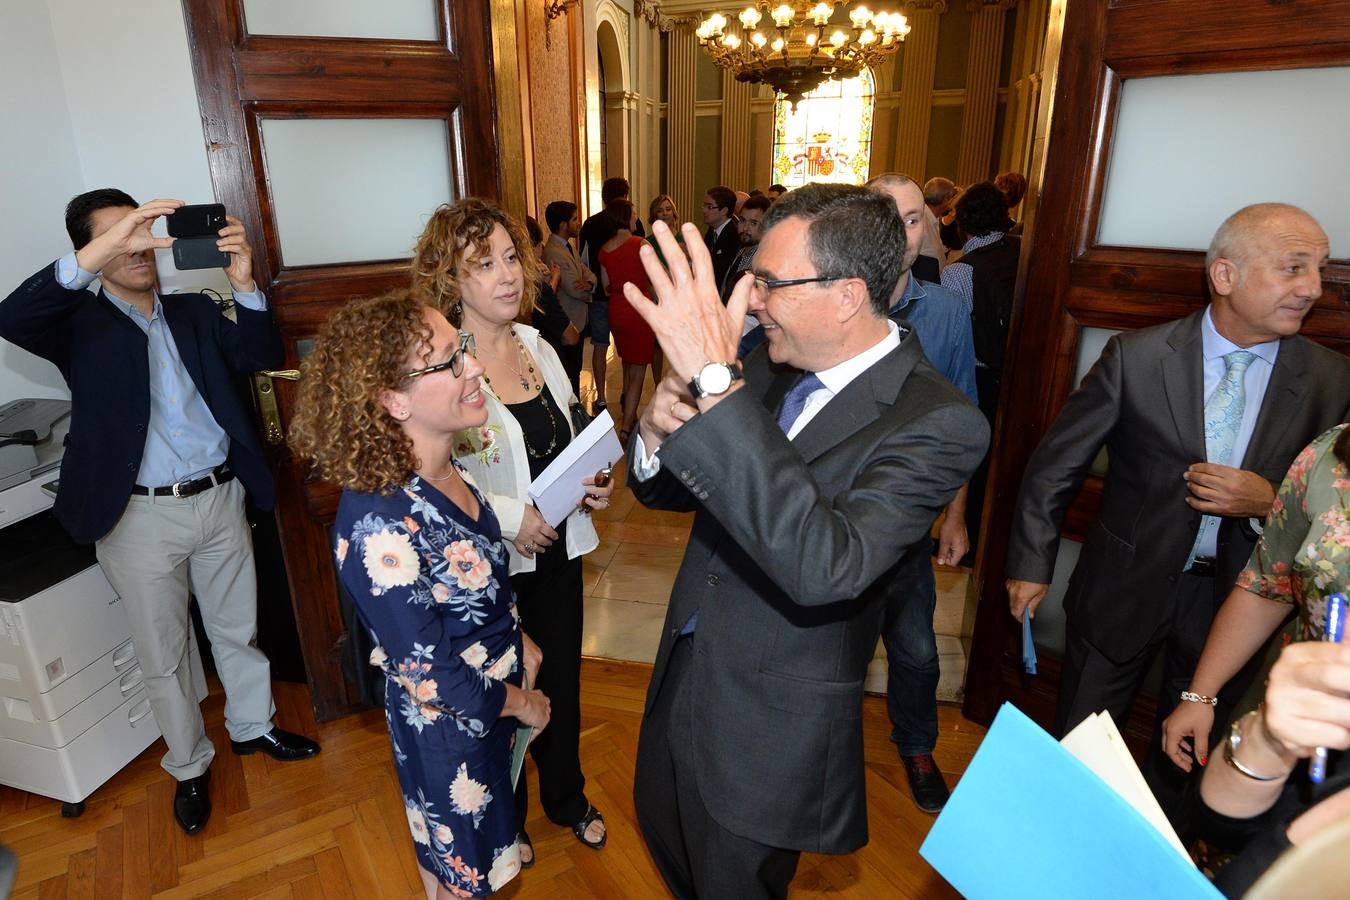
452,325,600,575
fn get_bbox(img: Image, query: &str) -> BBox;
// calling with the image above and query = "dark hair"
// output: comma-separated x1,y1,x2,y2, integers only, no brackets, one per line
524,215,544,246
604,199,634,229
544,200,576,234
749,189,766,199
741,195,772,216
769,184,787,194
600,177,631,204
1336,424,1350,467
760,183,903,316
66,188,138,250
994,172,1027,208
706,186,736,216
955,182,1011,238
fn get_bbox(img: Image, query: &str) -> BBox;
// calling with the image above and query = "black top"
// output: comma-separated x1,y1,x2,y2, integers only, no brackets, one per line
505,389,572,564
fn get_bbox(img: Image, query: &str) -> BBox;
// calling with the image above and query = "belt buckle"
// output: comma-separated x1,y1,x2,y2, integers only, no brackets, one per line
172,480,185,498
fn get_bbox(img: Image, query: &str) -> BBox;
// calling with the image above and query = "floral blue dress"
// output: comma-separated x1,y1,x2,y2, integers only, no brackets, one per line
334,471,523,896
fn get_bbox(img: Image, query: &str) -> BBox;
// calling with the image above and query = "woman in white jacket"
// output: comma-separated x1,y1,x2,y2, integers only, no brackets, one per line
413,199,614,865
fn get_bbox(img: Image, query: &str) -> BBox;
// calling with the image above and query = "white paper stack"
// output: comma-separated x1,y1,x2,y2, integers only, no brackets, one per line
527,412,624,527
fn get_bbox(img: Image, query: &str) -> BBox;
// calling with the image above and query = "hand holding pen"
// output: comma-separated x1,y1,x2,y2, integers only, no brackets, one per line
1310,592,1347,785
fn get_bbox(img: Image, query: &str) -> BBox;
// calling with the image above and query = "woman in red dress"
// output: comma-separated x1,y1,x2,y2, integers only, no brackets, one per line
596,199,658,445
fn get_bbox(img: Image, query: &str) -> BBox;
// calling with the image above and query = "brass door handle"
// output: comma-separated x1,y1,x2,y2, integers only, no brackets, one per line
254,370,300,445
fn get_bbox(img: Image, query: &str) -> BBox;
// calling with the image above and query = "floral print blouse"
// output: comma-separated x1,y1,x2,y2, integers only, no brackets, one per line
334,471,523,896
1237,424,1350,641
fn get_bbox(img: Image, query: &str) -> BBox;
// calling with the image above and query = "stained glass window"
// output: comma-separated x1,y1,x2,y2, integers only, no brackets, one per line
771,69,875,188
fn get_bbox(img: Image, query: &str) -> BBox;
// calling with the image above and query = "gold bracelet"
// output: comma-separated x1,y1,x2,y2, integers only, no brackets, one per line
1223,711,1292,782
1180,690,1218,706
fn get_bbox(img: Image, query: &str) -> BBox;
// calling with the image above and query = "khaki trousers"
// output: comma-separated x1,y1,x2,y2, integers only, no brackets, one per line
95,478,274,780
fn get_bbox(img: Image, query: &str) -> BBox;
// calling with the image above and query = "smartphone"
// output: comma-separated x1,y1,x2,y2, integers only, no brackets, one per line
166,203,227,239
172,237,230,271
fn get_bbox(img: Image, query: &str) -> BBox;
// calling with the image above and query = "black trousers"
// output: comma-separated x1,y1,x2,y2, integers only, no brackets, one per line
556,339,584,398
634,638,801,899
511,539,588,828
1056,570,1258,827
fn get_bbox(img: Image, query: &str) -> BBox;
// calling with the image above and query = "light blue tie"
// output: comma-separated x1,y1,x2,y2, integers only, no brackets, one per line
1185,350,1256,570
777,372,824,435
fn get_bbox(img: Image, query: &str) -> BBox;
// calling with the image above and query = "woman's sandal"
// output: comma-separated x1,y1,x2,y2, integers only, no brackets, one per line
571,805,607,850
518,831,535,869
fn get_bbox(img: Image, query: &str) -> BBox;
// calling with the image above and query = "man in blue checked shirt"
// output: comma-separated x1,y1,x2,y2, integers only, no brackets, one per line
0,190,319,837
869,173,980,814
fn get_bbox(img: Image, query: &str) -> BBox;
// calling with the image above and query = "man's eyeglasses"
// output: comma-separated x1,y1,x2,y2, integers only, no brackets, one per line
751,274,842,294
403,331,476,381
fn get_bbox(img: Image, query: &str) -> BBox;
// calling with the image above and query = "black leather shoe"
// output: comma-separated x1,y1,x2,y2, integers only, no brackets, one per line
174,772,212,835
230,727,320,762
901,753,951,814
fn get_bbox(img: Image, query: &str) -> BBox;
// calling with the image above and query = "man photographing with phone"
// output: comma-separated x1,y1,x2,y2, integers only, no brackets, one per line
0,189,320,836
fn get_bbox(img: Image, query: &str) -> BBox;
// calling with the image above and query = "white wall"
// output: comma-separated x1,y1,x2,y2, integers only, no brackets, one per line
0,0,225,404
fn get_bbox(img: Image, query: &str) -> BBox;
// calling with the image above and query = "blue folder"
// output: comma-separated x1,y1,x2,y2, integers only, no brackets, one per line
920,704,1221,899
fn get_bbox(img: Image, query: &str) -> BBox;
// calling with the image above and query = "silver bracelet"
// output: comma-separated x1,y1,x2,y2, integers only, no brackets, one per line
1224,712,1292,782
1180,690,1218,706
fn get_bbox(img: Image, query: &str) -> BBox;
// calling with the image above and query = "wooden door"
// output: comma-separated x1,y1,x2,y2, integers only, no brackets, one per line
181,0,502,720
962,0,1350,745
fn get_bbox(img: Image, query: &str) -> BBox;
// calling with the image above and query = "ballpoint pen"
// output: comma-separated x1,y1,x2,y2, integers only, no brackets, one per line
1310,592,1346,785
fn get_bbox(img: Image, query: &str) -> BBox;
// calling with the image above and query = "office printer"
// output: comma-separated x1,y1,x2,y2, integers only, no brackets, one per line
0,398,206,817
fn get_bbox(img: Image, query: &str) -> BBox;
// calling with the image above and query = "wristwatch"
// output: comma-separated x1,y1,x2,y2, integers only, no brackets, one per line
688,361,744,399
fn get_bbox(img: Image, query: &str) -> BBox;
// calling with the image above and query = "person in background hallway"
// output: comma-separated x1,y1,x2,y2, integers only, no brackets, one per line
994,171,1028,234
597,199,660,446
646,194,686,270
727,194,773,358
579,177,644,414
1163,422,1350,775
0,190,319,837
869,172,980,813
627,185,988,897
734,190,750,217
766,184,787,201
1006,203,1350,822
291,291,549,898
541,201,594,395
942,181,1022,562
525,216,580,377
702,185,742,290
923,177,962,259
411,199,615,867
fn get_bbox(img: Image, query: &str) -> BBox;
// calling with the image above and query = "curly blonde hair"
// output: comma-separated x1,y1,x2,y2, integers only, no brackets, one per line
411,198,540,325
288,291,434,493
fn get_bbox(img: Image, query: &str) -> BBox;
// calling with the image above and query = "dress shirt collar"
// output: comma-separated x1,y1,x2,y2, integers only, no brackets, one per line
712,217,733,240
103,287,162,325
1201,305,1279,367
813,319,903,397
888,271,928,315
960,231,1005,255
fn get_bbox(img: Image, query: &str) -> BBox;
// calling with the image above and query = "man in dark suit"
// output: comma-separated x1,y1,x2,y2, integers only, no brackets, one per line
701,184,742,292
0,190,319,836
624,184,989,897
1005,203,1350,808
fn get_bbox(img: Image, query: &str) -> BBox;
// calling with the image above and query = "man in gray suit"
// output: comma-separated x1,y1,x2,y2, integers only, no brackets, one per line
542,200,595,394
624,184,988,897
1006,203,1350,806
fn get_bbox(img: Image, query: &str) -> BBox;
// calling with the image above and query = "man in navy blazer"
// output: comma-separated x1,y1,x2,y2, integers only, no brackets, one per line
0,190,318,835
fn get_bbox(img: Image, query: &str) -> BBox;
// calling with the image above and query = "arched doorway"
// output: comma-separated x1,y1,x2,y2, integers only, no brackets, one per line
594,12,628,184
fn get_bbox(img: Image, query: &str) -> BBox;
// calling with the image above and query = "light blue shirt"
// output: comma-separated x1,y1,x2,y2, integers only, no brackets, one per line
1192,304,1280,558
55,252,267,487
888,275,979,404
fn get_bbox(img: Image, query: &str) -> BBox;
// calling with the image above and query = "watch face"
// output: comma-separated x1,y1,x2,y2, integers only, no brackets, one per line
699,363,733,395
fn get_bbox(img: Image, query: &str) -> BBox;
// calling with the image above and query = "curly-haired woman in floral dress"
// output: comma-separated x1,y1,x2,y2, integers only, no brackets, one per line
1163,422,1350,774
290,291,550,898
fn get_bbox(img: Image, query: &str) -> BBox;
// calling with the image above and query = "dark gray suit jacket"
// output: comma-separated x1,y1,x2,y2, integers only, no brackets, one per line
631,329,988,854
1007,309,1350,662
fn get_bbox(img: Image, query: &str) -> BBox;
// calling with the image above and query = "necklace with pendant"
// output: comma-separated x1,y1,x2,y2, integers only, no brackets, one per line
481,328,541,394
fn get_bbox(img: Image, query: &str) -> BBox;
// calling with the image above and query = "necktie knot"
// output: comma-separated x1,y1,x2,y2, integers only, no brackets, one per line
1224,349,1256,374
777,372,824,434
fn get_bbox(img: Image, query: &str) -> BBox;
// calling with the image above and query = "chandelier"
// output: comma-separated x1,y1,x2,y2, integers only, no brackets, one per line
695,2,909,109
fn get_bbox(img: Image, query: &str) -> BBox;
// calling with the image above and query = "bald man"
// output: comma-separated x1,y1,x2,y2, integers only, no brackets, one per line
1005,203,1350,815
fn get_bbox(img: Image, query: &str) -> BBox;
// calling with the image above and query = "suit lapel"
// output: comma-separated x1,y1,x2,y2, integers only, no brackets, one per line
789,335,915,465
1160,311,1206,463
162,299,211,403
1240,335,1308,469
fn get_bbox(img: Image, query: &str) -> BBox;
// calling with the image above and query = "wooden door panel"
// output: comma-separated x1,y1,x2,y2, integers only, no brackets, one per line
964,0,1350,745
182,0,501,720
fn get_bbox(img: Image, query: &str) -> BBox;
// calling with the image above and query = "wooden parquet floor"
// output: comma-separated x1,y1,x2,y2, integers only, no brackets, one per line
1,659,984,899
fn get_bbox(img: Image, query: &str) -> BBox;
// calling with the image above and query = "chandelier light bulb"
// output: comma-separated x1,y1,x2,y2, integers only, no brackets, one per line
849,6,872,28
723,33,742,48
709,12,727,32
771,36,786,52
811,2,834,24
805,32,818,46
772,4,795,27
830,29,847,46
752,31,768,46
739,7,762,28
858,28,876,44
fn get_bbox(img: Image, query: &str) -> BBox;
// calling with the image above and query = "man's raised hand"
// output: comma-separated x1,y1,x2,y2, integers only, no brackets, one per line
217,215,257,293
75,199,183,274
